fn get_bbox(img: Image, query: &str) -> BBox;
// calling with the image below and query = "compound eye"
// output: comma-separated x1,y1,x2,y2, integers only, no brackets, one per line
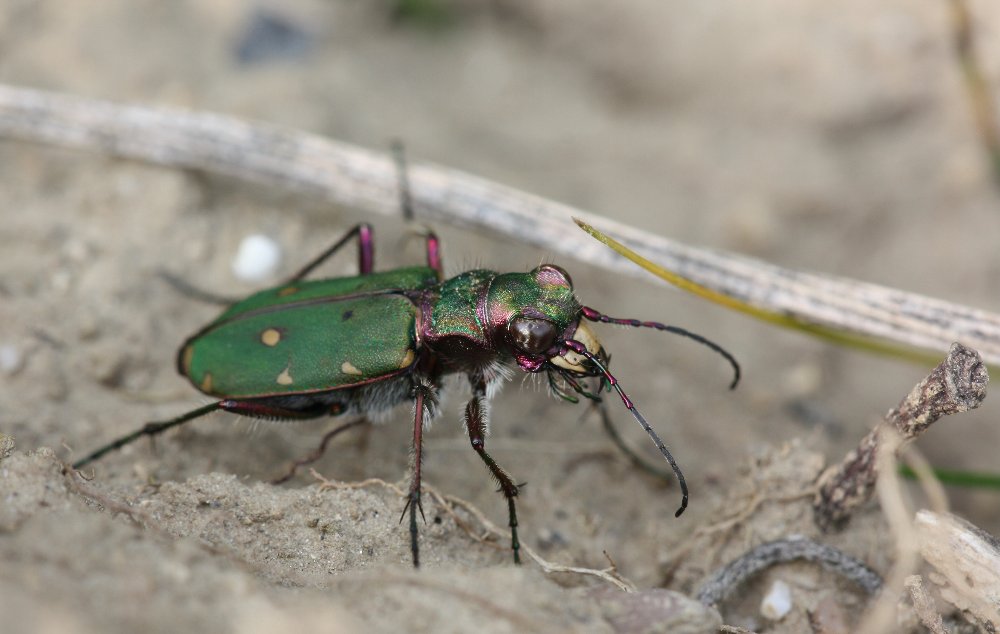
509,317,557,355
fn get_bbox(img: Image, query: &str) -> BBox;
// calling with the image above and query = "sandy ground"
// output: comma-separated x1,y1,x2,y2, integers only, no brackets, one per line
2,1,1000,632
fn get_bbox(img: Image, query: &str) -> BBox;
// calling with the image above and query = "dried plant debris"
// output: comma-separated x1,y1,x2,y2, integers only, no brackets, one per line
696,536,882,607
916,510,1000,631
814,343,988,531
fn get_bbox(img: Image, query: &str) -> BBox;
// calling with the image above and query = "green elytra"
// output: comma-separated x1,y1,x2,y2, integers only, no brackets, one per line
179,267,436,398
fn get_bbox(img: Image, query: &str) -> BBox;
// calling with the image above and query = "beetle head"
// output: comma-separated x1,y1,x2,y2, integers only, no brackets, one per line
486,264,607,375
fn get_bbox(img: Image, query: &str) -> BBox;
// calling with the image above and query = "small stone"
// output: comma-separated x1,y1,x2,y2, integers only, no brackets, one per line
234,9,313,66
760,579,793,621
232,234,282,282
0,344,24,375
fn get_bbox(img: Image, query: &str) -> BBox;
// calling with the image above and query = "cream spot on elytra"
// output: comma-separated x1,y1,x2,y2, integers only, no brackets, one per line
276,366,294,385
399,349,415,369
260,328,281,347
341,361,362,376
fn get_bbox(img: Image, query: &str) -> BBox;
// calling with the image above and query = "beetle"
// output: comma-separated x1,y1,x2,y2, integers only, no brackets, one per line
73,222,739,567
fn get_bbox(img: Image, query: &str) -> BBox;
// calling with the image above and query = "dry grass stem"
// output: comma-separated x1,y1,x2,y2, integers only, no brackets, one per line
856,428,921,634
899,445,949,515
2,83,1000,365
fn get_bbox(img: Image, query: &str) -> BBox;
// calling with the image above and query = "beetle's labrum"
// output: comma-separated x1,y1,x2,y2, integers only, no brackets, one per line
74,222,739,567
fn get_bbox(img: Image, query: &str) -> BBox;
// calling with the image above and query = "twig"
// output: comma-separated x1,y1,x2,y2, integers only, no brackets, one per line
813,342,988,531
696,535,882,607
2,84,1000,365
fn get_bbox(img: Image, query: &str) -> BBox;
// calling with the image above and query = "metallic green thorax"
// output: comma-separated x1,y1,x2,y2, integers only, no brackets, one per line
422,267,582,362
425,270,494,341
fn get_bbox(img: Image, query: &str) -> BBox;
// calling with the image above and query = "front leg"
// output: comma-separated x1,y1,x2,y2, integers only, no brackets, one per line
465,376,522,564
401,377,439,567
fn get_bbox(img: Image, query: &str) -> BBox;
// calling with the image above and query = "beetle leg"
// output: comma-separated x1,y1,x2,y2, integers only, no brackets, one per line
72,399,337,470
590,396,676,483
424,231,443,279
72,402,223,469
401,379,437,567
157,269,241,306
465,379,521,564
392,142,443,279
285,223,375,282
271,418,369,485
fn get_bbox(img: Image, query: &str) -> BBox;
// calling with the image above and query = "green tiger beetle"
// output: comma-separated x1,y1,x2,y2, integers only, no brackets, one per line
73,175,739,568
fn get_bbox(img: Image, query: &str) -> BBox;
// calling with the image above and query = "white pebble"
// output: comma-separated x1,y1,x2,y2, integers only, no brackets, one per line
232,234,282,282
0,345,23,375
760,579,792,621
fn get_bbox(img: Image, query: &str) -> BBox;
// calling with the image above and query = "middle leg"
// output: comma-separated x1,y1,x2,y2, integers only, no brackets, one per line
401,377,439,567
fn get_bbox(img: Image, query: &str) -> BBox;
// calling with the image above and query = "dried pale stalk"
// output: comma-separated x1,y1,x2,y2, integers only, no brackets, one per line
856,428,921,634
2,83,1000,365
916,510,1000,630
